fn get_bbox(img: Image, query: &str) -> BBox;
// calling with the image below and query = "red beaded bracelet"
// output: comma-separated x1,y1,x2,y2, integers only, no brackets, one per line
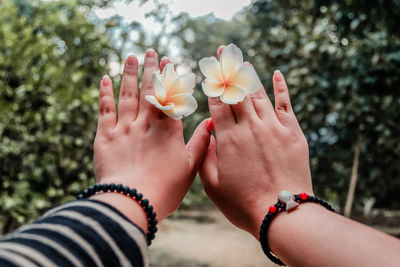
259,190,335,266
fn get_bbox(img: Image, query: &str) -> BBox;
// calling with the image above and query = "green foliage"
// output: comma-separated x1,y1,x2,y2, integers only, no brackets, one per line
1,0,399,233
0,0,116,233
176,0,400,209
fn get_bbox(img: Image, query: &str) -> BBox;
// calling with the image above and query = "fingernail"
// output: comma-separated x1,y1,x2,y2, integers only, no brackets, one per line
161,56,168,61
206,118,214,133
126,55,136,66
243,61,252,66
274,70,283,82
145,48,156,57
102,74,111,86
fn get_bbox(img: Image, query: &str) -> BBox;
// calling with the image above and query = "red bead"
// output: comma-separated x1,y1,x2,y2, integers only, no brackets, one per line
300,192,308,200
269,205,277,213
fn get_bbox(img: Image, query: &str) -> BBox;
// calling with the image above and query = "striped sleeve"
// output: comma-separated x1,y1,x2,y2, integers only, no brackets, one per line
0,199,149,267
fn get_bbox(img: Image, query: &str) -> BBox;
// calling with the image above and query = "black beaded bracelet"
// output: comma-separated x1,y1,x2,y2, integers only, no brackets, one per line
259,190,335,266
77,183,158,245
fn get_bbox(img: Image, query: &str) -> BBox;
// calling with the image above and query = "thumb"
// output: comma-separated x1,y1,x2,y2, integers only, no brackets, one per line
199,135,219,192
186,118,214,176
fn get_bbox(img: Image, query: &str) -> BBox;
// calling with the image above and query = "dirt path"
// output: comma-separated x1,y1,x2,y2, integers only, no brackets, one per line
150,206,277,267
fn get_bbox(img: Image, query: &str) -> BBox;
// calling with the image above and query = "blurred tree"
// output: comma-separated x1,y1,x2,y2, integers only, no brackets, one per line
174,0,400,213
1,0,399,232
244,0,400,212
0,0,116,233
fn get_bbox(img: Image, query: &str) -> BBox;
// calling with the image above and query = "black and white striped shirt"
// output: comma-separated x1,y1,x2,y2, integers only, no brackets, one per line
0,200,149,266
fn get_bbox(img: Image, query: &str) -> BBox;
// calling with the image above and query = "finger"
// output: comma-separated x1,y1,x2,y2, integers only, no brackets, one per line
207,45,236,131
118,56,139,124
97,75,116,134
138,49,160,119
217,45,225,61
250,83,276,121
199,135,219,191
187,118,214,177
208,96,236,132
273,70,298,128
240,62,275,121
160,56,171,72
231,95,259,123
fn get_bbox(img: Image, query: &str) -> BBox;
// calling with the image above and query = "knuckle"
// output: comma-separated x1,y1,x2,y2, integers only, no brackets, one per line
208,97,224,107
276,102,290,113
100,106,115,116
141,83,153,92
250,92,266,102
121,89,134,99
252,125,267,140
276,82,288,93
123,67,137,75
218,130,237,145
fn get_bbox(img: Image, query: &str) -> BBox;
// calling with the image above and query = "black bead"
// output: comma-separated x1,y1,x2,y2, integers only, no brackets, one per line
148,211,156,220
140,199,149,207
129,188,137,197
145,205,153,213
149,225,158,233
101,184,109,192
122,186,130,194
94,184,101,192
77,184,160,246
82,189,89,197
116,184,123,192
88,185,95,195
110,183,116,191
147,232,155,240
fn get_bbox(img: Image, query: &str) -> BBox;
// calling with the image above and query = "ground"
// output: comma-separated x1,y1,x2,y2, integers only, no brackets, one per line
149,205,400,266
150,206,277,267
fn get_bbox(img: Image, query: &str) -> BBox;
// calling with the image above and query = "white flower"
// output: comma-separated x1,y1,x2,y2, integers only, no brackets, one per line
199,43,259,104
145,63,198,120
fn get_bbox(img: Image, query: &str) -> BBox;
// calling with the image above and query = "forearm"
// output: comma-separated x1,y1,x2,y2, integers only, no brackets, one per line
268,203,400,267
0,200,148,266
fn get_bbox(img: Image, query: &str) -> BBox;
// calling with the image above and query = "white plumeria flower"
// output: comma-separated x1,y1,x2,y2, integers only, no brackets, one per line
199,43,260,104
145,63,198,120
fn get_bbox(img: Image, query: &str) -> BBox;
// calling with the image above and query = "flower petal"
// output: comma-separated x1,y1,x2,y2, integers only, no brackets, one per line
163,94,198,120
199,57,223,81
145,95,174,110
161,63,179,90
167,73,196,97
152,71,166,101
220,85,246,104
231,65,260,94
202,79,224,97
220,43,243,79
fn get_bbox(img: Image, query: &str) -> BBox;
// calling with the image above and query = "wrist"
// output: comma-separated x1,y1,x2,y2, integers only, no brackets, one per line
259,192,334,265
250,189,314,239
90,192,148,232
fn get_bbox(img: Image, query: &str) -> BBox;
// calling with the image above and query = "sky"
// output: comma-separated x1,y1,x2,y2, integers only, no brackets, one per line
95,0,252,21
94,0,252,75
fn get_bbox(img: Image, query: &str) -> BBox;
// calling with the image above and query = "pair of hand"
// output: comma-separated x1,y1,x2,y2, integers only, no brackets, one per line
93,46,313,239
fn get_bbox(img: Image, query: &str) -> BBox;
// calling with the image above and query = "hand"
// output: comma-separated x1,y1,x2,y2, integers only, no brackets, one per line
92,50,212,230
199,46,313,238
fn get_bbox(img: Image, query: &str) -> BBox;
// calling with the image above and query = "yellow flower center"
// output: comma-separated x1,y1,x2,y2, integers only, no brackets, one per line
220,78,232,89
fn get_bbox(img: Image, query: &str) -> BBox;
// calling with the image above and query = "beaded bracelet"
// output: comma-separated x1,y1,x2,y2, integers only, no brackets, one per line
259,190,335,266
77,183,158,245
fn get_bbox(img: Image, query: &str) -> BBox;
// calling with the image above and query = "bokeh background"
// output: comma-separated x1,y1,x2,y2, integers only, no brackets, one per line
1,0,399,265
